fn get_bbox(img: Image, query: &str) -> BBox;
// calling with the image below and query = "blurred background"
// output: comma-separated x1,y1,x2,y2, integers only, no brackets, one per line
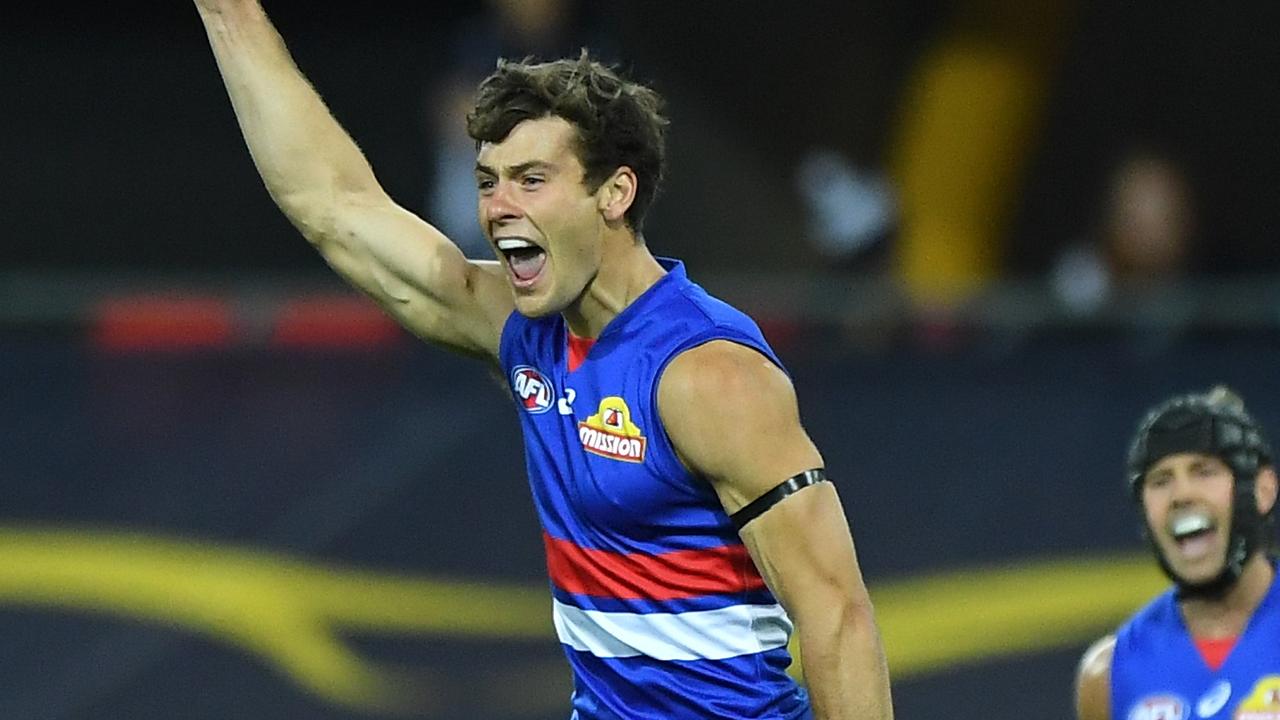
3,1,1279,718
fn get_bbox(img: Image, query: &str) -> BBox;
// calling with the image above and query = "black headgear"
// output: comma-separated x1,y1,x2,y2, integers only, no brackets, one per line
1126,386,1274,597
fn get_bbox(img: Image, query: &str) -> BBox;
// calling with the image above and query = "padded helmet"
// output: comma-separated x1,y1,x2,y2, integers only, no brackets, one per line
1126,386,1274,595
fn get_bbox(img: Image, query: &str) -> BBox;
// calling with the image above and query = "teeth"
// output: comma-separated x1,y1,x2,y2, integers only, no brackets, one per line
1171,514,1213,539
496,238,537,251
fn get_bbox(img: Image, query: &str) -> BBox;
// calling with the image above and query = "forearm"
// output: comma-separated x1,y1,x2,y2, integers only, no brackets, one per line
796,598,893,720
728,480,894,719
196,1,383,228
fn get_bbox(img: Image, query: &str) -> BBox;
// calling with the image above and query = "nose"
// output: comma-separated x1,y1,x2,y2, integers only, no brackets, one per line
482,181,523,227
1168,471,1199,506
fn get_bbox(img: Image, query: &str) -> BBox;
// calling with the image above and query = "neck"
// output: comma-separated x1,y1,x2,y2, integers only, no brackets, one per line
562,234,665,338
1180,553,1275,638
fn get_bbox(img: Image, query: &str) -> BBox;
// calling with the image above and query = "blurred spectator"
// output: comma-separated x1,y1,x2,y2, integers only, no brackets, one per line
422,0,616,258
1009,2,1280,278
1050,147,1195,314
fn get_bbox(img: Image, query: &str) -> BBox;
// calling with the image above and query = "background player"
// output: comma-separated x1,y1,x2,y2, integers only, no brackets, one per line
1076,386,1280,720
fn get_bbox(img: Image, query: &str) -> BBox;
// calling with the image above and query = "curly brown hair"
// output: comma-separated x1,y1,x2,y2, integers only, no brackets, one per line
466,51,668,234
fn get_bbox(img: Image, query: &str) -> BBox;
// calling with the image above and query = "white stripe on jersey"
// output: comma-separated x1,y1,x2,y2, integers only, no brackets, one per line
552,598,793,661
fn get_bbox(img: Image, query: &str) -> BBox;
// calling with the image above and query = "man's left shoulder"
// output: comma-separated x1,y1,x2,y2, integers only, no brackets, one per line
657,340,800,456
664,340,788,399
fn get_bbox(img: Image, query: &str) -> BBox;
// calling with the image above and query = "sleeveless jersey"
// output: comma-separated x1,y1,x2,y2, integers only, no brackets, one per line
1112,563,1280,720
499,258,812,719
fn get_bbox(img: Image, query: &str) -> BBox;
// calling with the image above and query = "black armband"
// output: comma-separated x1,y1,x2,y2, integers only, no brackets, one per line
730,468,830,530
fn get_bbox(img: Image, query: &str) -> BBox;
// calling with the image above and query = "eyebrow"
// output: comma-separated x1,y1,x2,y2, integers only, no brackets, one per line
1188,458,1223,471
474,160,556,177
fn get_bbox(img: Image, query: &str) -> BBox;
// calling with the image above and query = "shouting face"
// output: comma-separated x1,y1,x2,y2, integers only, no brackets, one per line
1141,452,1237,586
475,116,608,319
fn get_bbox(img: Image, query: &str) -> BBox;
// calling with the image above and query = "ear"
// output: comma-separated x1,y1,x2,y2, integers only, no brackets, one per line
1255,466,1278,516
597,166,638,224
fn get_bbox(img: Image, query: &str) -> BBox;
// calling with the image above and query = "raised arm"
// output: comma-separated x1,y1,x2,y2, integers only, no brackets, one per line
658,341,893,720
194,0,512,358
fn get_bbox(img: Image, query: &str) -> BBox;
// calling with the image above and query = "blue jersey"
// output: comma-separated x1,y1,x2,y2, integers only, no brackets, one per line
499,258,812,719
1112,563,1280,720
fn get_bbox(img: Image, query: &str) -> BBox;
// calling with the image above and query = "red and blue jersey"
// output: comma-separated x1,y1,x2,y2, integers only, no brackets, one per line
1112,563,1280,720
499,259,811,719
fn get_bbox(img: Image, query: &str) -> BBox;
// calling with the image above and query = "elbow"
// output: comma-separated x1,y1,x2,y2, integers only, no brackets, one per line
265,158,384,229
832,592,880,635
792,582,879,638
272,186,372,249
823,573,878,619
285,202,340,253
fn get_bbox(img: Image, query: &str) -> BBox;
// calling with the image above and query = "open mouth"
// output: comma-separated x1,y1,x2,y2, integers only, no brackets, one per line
496,238,547,287
1168,512,1217,560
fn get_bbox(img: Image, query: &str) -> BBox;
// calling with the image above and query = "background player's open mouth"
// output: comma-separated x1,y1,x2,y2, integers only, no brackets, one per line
1170,512,1216,560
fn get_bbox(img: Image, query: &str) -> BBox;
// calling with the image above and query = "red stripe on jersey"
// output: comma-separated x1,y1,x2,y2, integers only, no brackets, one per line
543,532,767,601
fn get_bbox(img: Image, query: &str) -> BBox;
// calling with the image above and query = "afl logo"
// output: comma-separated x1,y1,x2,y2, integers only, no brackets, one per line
1128,695,1187,720
511,366,555,414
